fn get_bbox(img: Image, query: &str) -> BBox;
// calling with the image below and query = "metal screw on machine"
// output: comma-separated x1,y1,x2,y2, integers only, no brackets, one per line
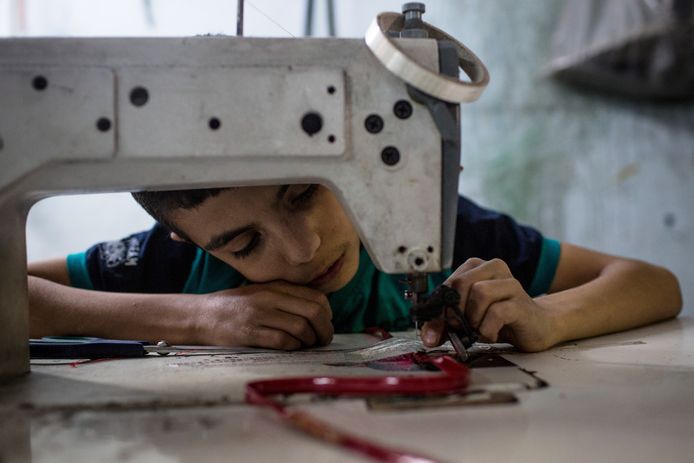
208,117,222,130
32,75,48,91
393,100,413,119
381,146,400,166
400,2,428,38
364,114,384,133
96,118,112,132
407,248,429,271
301,112,323,136
130,86,149,107
403,2,425,16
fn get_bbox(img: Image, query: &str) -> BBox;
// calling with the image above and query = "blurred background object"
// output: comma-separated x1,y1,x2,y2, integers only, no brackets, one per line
548,0,694,100
3,0,692,313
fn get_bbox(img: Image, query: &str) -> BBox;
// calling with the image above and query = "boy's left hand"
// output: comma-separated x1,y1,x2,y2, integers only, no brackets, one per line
420,257,559,352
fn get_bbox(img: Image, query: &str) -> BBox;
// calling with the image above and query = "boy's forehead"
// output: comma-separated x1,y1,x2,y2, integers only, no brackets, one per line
215,185,274,196
192,185,283,213
169,186,282,234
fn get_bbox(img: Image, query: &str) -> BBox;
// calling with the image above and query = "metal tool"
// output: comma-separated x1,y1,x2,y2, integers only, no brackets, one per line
30,337,151,359
28,336,391,359
28,337,268,359
410,284,478,361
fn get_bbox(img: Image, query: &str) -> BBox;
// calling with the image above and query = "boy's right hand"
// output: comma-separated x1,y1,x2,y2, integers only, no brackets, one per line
197,281,334,350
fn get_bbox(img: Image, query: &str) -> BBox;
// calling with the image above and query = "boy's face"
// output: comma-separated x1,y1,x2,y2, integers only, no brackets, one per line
169,185,361,293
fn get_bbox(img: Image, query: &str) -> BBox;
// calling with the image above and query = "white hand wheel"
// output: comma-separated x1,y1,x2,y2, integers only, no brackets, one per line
365,11,490,103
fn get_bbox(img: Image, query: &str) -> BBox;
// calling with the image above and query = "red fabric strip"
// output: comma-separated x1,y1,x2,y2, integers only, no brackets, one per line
246,355,468,462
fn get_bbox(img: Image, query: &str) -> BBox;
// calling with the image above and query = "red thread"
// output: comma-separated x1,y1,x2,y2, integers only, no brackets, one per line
69,358,116,368
246,355,468,462
365,327,394,340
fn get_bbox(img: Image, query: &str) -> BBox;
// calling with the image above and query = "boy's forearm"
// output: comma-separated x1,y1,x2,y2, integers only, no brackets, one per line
28,276,201,343
536,260,682,345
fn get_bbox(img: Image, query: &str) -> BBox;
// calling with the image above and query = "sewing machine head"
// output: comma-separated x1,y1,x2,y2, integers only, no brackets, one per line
0,2,488,379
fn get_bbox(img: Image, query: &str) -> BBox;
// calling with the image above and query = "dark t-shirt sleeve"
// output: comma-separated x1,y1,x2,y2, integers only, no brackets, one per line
66,223,198,293
453,196,560,295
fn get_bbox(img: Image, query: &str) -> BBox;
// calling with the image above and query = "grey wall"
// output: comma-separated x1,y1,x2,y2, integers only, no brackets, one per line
448,2,694,314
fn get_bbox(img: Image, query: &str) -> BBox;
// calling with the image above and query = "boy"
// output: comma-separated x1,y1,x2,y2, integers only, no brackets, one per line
28,184,682,352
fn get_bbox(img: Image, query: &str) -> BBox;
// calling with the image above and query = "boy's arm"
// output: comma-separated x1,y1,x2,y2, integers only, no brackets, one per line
28,258,333,349
536,242,682,346
421,242,682,352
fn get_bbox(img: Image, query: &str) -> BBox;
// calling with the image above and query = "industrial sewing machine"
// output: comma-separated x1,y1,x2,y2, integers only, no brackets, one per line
0,3,488,380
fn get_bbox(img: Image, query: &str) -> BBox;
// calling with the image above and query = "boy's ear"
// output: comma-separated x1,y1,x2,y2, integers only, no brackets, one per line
169,232,186,242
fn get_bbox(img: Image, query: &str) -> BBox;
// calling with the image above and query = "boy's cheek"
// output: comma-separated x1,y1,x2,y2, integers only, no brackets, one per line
320,245,360,293
340,244,361,286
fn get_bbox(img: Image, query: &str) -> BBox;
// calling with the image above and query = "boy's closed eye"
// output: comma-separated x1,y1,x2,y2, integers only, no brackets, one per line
229,232,261,259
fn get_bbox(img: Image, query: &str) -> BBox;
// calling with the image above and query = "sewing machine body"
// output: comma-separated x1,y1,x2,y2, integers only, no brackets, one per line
0,35,461,379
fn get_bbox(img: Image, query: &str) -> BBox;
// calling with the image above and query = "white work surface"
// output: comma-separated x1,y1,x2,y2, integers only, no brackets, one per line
1,317,693,463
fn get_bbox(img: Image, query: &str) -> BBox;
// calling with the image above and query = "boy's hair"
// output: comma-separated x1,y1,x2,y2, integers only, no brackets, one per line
131,188,227,241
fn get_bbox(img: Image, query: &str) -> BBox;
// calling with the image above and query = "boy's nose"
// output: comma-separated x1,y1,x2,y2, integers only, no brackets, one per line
282,225,321,266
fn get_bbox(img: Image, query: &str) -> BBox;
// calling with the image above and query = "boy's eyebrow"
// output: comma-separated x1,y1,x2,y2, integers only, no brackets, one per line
204,225,254,251
276,185,289,201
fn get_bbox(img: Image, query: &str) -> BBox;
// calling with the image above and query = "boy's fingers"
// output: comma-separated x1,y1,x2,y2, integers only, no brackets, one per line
259,310,317,347
247,327,302,350
257,291,334,346
421,319,446,347
266,281,332,315
447,257,485,278
444,261,498,305
465,278,521,329
444,258,513,317
478,300,516,343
